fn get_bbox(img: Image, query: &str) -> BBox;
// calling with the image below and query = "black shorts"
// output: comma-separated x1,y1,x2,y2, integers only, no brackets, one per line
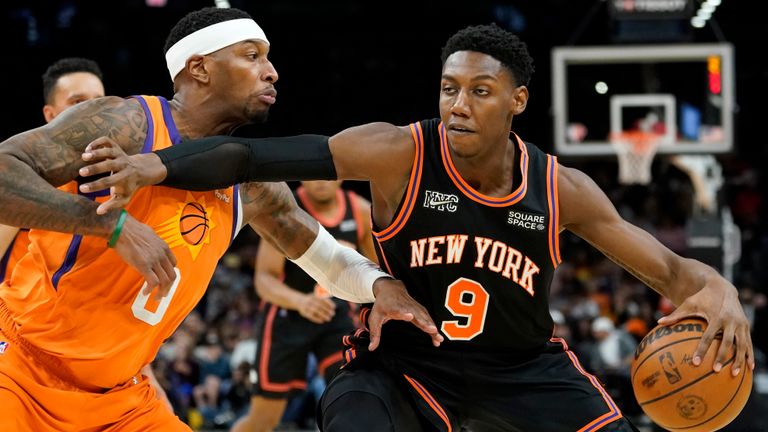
254,302,354,399
319,335,639,432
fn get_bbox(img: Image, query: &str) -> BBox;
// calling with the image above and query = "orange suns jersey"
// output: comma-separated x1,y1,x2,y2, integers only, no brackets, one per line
0,95,243,389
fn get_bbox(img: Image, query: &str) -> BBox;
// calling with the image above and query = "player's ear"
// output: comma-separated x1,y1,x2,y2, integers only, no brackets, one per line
511,85,528,115
186,54,210,84
42,105,56,123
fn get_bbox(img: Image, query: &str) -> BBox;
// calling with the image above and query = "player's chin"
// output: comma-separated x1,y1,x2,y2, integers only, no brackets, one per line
244,106,270,124
447,135,480,157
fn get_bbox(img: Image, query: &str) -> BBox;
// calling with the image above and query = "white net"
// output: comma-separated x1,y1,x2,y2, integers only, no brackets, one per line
610,131,662,185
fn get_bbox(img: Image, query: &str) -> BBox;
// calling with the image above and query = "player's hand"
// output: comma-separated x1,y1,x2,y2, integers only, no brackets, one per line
79,137,168,215
658,282,754,377
298,294,336,324
368,278,443,351
114,213,177,297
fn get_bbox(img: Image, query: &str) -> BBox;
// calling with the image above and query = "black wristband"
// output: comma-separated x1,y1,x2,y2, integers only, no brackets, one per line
156,134,337,190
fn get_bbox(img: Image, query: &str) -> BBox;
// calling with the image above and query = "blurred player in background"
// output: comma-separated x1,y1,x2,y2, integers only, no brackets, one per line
233,180,376,431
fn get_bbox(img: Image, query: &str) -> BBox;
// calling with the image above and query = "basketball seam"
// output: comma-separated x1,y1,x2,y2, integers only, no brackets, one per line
652,365,747,430
638,353,735,406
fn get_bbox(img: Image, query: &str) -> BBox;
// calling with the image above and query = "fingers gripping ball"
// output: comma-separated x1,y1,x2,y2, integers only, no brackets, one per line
179,202,209,245
631,318,752,431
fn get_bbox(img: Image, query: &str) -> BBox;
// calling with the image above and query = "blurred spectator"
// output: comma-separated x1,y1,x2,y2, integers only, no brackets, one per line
550,309,572,340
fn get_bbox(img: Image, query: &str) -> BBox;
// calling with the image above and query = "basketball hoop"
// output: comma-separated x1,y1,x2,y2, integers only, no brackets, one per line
609,131,662,185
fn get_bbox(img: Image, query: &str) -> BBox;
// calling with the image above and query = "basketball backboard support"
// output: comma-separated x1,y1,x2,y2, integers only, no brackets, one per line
552,43,734,156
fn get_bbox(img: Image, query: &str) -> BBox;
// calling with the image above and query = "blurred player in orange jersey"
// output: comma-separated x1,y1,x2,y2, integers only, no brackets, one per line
232,181,376,432
0,7,437,431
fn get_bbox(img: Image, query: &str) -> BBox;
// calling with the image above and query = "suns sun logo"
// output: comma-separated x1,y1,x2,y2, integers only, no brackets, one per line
156,192,217,260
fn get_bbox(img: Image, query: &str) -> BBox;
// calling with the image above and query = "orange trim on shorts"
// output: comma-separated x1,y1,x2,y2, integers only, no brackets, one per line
343,347,357,365
403,374,453,432
551,338,623,431
439,123,529,207
372,122,424,241
258,304,307,392
546,155,562,267
317,351,344,377
297,187,347,227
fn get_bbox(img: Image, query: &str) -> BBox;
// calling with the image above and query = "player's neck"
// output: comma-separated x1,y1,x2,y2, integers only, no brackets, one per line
450,137,516,197
167,95,243,138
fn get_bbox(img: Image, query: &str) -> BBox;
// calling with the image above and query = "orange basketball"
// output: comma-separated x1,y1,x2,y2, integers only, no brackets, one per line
180,202,209,245
631,318,752,431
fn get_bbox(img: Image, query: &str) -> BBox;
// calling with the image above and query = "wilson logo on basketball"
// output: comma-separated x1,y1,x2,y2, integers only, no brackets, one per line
156,192,217,261
634,321,703,358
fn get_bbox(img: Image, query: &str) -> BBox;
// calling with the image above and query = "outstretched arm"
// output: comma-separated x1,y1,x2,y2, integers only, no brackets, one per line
78,122,415,225
558,164,754,376
0,96,177,292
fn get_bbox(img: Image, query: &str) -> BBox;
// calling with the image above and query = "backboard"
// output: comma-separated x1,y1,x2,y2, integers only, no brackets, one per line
552,43,734,156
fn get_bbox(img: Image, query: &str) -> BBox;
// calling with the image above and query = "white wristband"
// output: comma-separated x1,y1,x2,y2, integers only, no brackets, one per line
290,224,390,303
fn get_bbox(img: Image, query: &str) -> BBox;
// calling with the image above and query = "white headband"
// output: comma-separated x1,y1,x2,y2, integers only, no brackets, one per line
165,18,269,81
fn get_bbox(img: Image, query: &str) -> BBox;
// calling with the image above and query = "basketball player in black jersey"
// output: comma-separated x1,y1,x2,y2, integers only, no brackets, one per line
79,24,753,432
232,180,376,432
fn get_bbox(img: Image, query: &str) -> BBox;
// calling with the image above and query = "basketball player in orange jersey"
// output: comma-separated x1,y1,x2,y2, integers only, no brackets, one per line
232,180,376,432
0,7,439,431
82,23,754,431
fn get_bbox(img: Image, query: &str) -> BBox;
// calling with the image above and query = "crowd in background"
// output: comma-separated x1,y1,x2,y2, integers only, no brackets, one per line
151,157,767,431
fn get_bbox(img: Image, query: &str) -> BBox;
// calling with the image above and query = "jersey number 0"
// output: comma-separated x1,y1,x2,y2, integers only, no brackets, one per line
131,268,181,326
441,277,490,340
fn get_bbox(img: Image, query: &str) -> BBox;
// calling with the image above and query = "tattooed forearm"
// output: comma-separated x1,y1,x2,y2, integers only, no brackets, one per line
0,154,119,235
242,181,319,259
0,96,146,235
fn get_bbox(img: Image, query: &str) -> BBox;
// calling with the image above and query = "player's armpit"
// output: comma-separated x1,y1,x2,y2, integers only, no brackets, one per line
0,97,146,235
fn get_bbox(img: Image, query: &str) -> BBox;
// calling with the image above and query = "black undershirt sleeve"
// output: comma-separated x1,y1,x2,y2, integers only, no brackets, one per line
155,134,337,190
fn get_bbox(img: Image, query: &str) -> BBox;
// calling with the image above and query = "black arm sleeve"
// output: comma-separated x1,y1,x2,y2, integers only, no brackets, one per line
155,134,337,190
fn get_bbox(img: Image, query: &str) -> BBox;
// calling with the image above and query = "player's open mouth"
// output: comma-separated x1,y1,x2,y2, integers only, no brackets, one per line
448,124,475,134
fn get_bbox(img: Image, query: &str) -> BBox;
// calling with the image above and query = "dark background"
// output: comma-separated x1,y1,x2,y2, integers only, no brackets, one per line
1,0,764,161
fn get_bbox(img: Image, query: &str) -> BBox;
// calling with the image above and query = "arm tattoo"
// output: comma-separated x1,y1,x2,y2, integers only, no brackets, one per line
0,97,147,236
241,181,319,259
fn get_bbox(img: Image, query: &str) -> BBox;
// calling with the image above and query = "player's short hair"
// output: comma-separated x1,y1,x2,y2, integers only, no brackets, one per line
42,57,103,103
164,7,254,54
441,23,535,87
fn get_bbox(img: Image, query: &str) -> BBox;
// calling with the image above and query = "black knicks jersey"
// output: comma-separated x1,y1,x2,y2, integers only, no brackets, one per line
283,186,365,302
371,119,562,352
